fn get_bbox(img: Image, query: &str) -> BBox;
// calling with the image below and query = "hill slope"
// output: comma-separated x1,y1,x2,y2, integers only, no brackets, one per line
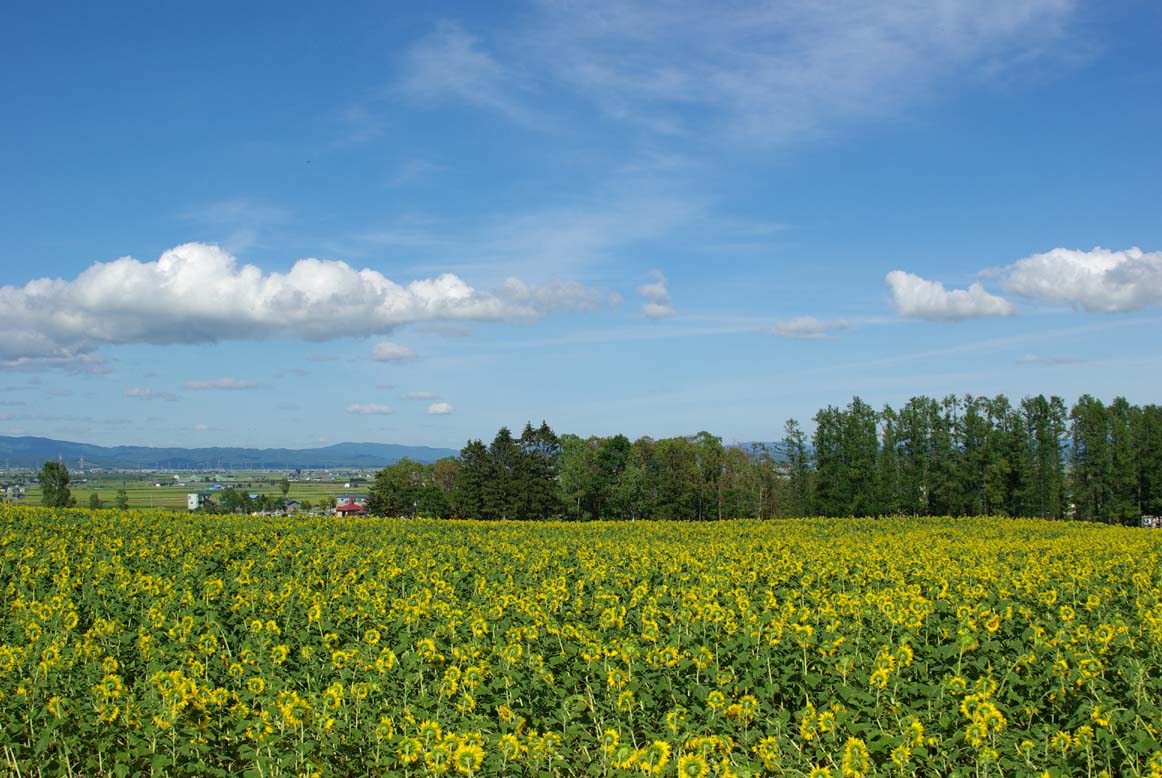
0,436,457,470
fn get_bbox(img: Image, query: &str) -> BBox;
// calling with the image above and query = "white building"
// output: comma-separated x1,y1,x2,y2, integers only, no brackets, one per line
188,492,213,511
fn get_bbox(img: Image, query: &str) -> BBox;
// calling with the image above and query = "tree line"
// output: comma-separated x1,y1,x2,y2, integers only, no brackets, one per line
365,393,1161,523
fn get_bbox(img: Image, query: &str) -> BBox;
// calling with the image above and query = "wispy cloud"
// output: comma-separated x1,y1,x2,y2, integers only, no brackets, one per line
180,199,289,253
124,387,179,401
415,323,473,338
398,22,542,126
371,341,417,362
183,378,260,391
773,316,851,339
346,403,394,415
402,2,1079,146
1015,354,1081,365
426,402,454,415
401,391,438,400
388,158,444,187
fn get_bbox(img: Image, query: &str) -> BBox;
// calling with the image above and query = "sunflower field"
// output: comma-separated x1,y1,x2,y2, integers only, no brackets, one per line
2,506,1161,777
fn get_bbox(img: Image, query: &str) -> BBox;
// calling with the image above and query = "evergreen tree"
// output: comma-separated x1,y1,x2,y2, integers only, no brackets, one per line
115,488,130,510
515,422,562,519
484,427,521,519
453,440,491,518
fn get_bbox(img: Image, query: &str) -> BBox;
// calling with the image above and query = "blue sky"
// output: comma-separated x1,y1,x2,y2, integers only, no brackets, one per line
2,0,1161,450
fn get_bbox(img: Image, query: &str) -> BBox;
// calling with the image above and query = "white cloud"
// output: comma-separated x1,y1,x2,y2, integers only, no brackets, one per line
0,242,607,366
124,387,178,401
183,377,259,391
1003,247,1162,312
886,270,1016,321
403,2,1078,145
427,402,454,415
346,403,395,415
639,270,675,319
401,391,437,400
773,316,850,339
371,341,417,362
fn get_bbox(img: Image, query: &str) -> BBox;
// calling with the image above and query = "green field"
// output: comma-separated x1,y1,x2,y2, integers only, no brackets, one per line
7,472,370,510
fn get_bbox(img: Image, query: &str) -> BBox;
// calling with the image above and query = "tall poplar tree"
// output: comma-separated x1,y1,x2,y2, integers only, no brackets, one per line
783,419,812,517
1071,395,1112,522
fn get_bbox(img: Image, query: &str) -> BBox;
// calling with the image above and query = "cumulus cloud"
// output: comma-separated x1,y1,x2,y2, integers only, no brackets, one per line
886,270,1015,321
638,270,675,319
0,242,607,368
371,341,417,362
774,316,851,340
1003,247,1162,312
346,403,395,415
427,402,454,415
123,387,178,401
401,391,437,400
183,377,259,391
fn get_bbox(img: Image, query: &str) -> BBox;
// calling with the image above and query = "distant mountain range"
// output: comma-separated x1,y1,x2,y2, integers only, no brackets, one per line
0,435,457,470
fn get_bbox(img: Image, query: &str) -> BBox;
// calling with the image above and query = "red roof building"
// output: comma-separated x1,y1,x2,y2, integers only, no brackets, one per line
335,503,369,517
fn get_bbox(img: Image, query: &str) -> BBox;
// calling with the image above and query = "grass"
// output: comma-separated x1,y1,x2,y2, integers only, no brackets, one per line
9,472,368,510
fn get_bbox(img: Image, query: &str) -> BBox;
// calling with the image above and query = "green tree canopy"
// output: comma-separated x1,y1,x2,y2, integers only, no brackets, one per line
39,461,73,508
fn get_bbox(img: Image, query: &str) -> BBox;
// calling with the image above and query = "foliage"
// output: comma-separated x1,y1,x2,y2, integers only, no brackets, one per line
38,461,73,508
452,424,561,520
2,507,1161,776
367,458,451,518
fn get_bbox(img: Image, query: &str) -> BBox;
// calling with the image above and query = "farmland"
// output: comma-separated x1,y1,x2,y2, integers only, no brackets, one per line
1,508,1161,776
7,471,370,511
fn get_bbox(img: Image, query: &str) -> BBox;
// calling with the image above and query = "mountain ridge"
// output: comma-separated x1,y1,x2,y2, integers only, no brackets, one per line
0,435,457,470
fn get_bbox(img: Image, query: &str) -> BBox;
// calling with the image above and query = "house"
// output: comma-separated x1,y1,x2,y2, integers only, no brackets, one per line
284,499,302,515
335,502,369,518
336,494,369,507
187,492,214,511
